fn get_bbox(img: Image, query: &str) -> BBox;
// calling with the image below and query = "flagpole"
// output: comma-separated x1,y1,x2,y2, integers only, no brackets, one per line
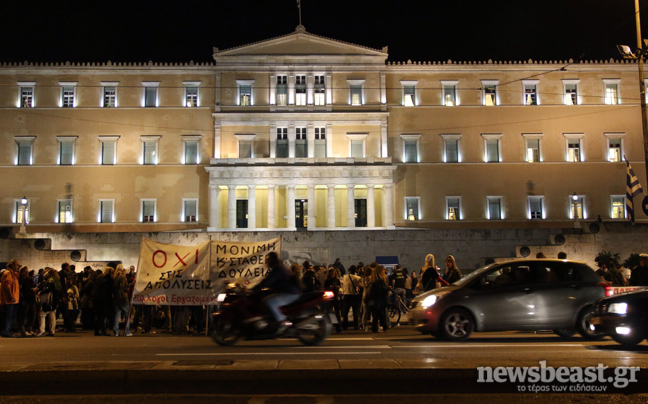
634,0,648,195
297,0,302,27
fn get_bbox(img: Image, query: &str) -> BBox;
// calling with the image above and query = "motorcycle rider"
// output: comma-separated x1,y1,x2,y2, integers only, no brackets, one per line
252,251,302,334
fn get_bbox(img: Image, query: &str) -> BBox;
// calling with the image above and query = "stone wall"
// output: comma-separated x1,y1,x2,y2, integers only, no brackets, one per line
1,223,646,273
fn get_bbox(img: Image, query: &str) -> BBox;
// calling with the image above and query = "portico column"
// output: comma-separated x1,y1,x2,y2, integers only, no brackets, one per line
307,124,315,158
213,123,221,159
327,184,336,228
383,184,394,229
228,185,236,230
367,186,376,228
307,185,315,230
267,185,276,229
347,184,356,229
288,124,296,158
208,185,220,230
287,185,296,229
269,124,277,158
248,186,256,229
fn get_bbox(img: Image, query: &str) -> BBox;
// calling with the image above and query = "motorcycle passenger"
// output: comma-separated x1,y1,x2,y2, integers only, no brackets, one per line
252,252,302,334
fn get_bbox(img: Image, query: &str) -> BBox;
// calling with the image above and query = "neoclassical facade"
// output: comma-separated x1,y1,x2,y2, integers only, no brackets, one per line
0,26,645,235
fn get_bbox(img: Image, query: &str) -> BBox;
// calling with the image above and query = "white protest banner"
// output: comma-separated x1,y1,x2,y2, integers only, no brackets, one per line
210,237,282,290
133,239,215,306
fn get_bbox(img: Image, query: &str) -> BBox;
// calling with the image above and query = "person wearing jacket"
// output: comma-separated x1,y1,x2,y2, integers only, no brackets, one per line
419,254,449,292
252,252,302,333
442,256,462,285
35,268,62,336
1,260,21,337
18,265,37,337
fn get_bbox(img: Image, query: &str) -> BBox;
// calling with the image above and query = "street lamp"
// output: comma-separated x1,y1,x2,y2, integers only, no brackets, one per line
571,192,581,228
19,196,28,234
617,0,648,187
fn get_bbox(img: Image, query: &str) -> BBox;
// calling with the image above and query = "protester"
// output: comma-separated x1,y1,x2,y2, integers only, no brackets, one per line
18,266,37,336
324,268,342,333
630,254,648,286
443,256,462,284
419,254,448,292
389,265,407,305
1,260,21,338
36,268,62,337
607,261,628,287
367,265,389,333
93,266,115,336
112,265,132,336
332,258,346,276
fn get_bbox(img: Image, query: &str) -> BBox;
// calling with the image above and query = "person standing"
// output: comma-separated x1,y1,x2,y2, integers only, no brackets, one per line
1,260,20,337
112,265,132,336
368,265,389,333
324,268,342,333
419,254,448,292
332,258,346,276
442,256,462,285
36,268,62,336
341,266,362,330
92,266,115,336
18,266,37,336
390,265,407,307
631,254,648,286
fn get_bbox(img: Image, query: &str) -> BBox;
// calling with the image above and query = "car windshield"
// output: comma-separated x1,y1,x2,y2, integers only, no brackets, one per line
453,263,497,287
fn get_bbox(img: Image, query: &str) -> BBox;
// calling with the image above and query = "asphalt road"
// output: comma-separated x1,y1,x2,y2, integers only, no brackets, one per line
1,325,647,367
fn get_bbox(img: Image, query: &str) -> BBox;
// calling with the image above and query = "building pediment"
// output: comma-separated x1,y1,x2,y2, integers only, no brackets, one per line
213,27,388,66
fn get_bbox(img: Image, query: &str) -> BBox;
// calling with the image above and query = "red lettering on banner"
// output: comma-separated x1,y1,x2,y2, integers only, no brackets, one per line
174,252,189,268
196,249,199,264
152,250,167,268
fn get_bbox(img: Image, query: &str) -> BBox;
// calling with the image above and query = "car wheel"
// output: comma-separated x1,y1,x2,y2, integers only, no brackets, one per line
576,306,605,340
611,331,645,347
553,329,576,338
439,308,473,341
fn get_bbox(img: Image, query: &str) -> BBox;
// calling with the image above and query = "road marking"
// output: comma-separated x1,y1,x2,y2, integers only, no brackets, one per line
326,337,374,341
157,352,380,356
395,343,583,348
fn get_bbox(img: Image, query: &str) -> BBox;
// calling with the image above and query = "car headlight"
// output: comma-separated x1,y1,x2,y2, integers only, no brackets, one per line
217,293,227,303
608,303,628,314
421,295,437,308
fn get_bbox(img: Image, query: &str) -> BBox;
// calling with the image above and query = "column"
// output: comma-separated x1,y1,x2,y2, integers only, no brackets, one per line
269,74,276,107
327,184,335,228
380,72,387,108
288,74,295,106
287,185,296,229
288,124,296,158
248,186,256,229
367,186,375,228
269,124,277,158
383,184,394,229
267,185,276,229
213,123,221,159
381,122,388,158
208,185,220,230
306,73,314,105
307,124,315,158
326,124,333,158
228,185,236,230
347,184,356,229
307,185,315,230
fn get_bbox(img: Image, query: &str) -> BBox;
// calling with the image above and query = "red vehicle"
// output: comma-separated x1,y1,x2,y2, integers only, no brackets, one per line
211,285,334,346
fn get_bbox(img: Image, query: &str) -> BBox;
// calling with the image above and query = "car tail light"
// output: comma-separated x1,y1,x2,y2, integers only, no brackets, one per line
600,284,614,297
323,291,335,300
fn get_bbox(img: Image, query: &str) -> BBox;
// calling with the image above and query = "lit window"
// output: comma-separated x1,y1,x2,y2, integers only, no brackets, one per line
99,200,114,223
348,80,365,106
314,75,325,106
101,82,118,108
15,136,35,166
14,199,30,224
143,82,159,107
276,127,288,158
528,196,544,219
57,199,73,224
57,137,76,165
441,81,458,106
99,137,117,165
295,127,307,158
402,81,417,107
611,196,625,219
20,86,34,108
183,137,200,165
276,76,288,106
487,197,502,220
604,80,620,105
61,86,75,108
141,136,160,165
523,134,542,163
482,134,502,163
314,127,327,158
523,80,539,105
563,80,579,105
237,80,254,106
235,134,256,158
183,199,198,222
570,195,585,219
446,197,461,221
401,134,420,163
605,134,624,162
295,75,307,106
441,134,461,163
185,86,198,107
482,80,498,106
405,197,420,221
568,141,581,162
347,134,367,158
141,200,156,223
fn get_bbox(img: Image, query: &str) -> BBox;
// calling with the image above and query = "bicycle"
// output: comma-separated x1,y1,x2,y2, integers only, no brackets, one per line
386,290,409,327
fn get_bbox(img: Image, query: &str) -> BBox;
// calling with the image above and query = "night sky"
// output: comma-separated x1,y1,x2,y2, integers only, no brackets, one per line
0,0,644,63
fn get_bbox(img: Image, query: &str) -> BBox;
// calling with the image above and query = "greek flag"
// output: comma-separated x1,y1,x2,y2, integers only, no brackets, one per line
625,157,644,223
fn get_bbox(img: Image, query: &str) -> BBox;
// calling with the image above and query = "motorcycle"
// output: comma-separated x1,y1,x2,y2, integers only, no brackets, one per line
211,284,335,346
